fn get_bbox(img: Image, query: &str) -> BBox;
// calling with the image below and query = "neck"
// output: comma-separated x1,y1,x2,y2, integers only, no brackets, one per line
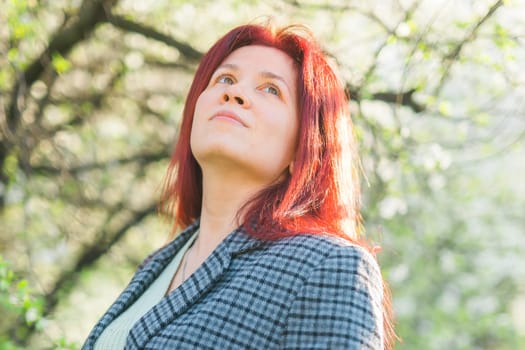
192,169,264,257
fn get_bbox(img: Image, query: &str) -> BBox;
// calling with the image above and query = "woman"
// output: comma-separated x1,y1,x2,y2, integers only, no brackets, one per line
83,23,396,349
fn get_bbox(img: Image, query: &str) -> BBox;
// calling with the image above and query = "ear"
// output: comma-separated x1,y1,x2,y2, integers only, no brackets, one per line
289,161,295,175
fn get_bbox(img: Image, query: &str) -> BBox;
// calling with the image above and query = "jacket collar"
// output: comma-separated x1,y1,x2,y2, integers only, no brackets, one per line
84,220,266,349
125,222,266,348
154,220,266,264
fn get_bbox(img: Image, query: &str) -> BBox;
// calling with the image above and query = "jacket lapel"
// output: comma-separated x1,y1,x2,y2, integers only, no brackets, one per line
125,226,266,349
83,221,200,349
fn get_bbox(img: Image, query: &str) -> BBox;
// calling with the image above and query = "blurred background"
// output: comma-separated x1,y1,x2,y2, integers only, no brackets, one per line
1,0,524,349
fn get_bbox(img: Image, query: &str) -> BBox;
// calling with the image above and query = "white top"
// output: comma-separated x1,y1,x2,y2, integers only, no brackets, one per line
94,232,198,349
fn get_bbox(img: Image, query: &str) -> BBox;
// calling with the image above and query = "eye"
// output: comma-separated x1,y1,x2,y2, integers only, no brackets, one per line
216,75,235,85
261,84,281,96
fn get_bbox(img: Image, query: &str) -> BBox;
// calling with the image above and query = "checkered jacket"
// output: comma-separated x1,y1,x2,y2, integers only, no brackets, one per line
83,222,385,349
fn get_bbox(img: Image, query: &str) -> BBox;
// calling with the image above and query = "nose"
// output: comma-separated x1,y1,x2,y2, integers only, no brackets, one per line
222,86,250,108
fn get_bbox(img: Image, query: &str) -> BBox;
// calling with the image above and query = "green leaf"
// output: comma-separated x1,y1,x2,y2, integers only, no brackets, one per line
454,20,470,29
3,153,19,183
438,101,451,117
417,42,432,60
473,113,490,126
16,279,28,290
387,35,397,44
7,48,19,63
52,52,72,74
493,23,517,49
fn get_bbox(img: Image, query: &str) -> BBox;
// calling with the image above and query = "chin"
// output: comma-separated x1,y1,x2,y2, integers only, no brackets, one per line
192,142,245,165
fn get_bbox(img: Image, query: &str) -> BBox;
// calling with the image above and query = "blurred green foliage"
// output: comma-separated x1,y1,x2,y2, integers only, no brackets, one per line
1,0,524,349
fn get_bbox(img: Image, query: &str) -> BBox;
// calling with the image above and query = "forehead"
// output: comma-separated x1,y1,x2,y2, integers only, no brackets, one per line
220,45,297,84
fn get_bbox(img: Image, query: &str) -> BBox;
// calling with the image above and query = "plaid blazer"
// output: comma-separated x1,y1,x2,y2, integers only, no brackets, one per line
83,222,384,349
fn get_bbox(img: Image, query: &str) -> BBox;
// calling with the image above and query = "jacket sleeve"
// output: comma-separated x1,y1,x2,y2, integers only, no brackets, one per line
283,244,384,349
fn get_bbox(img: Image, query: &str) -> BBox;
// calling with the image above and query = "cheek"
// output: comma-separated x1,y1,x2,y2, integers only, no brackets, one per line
190,95,205,149
283,124,299,158
193,93,206,120
191,92,211,131
194,87,217,114
280,108,299,148
265,110,299,158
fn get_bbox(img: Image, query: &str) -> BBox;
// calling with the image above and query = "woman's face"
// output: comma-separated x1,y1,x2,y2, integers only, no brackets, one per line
190,45,299,185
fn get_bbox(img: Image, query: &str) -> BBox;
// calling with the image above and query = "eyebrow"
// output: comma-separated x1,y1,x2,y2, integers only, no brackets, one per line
216,63,293,95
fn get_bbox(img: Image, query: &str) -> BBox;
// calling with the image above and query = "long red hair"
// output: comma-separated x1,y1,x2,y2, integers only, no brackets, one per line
160,23,396,349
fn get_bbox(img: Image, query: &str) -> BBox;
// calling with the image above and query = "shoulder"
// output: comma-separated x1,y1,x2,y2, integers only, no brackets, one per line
255,233,383,297
267,233,381,277
279,234,385,348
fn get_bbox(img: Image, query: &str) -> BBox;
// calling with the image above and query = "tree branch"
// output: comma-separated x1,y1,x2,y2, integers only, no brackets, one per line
347,85,426,113
107,14,203,61
2,0,120,209
44,202,158,313
6,0,119,133
435,0,504,94
9,202,158,344
31,150,168,176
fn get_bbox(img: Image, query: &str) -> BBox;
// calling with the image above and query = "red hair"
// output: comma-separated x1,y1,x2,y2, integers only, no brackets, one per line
160,23,396,348
162,24,360,240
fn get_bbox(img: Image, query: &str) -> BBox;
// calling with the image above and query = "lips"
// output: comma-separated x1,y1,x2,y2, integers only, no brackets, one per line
210,110,247,127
